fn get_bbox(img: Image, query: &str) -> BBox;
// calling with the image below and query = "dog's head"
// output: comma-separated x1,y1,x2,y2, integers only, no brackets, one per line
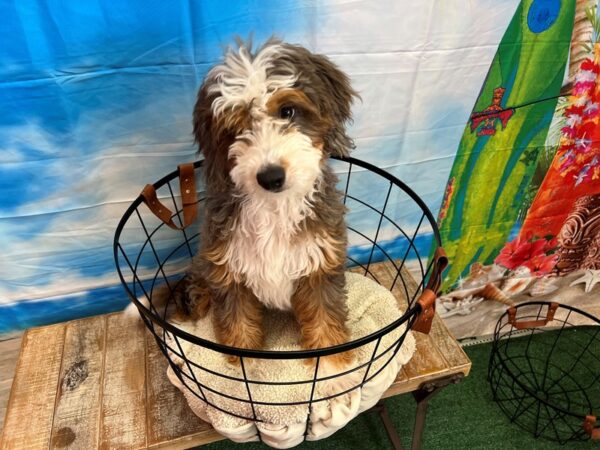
193,39,357,199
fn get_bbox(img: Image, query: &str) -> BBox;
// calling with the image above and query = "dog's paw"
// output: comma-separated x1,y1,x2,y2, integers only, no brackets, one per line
224,354,260,371
186,284,212,319
224,354,241,366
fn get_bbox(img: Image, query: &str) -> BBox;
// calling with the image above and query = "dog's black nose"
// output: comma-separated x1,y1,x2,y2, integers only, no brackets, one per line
256,165,286,192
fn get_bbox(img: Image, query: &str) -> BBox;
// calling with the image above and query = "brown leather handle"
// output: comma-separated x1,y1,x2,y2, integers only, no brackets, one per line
584,415,600,439
412,247,448,334
507,302,559,330
141,163,198,230
412,288,437,334
425,247,449,293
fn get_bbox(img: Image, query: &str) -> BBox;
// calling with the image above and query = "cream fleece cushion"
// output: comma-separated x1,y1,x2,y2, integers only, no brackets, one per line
166,271,416,448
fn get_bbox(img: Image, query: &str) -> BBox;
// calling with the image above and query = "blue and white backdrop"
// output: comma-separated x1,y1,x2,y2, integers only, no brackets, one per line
1,0,519,334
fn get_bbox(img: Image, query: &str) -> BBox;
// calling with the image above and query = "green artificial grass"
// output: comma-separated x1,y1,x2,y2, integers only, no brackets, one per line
200,341,598,450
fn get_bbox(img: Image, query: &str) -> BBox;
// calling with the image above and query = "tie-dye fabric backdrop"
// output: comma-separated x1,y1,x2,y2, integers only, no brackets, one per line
2,0,597,338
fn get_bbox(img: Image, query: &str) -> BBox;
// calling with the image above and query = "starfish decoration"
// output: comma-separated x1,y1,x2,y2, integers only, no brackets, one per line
570,269,600,293
437,295,485,319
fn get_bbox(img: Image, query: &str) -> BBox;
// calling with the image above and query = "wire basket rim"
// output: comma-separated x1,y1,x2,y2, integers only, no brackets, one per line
113,155,442,359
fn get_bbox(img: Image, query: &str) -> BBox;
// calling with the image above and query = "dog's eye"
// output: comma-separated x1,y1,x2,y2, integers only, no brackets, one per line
279,106,295,120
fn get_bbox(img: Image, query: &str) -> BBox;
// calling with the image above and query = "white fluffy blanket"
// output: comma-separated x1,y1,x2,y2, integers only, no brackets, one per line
166,272,415,448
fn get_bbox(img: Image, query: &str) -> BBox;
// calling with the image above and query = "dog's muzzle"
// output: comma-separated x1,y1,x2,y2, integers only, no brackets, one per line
256,164,286,192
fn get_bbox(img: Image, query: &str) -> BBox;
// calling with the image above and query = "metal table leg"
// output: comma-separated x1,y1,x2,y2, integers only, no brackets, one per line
371,401,405,450
411,374,464,450
368,373,464,450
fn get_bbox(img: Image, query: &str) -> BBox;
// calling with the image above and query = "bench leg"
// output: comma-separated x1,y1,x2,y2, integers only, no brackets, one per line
368,373,464,450
411,374,464,450
371,400,405,450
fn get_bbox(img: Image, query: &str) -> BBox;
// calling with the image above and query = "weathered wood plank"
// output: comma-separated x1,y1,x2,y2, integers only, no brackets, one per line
99,314,147,450
429,315,471,376
148,430,224,450
147,424,224,449
398,330,447,380
50,316,106,449
0,324,66,450
145,330,213,448
384,332,449,398
0,335,23,434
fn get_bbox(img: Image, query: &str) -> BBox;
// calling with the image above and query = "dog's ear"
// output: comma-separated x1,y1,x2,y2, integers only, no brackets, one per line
305,52,359,157
193,84,232,189
193,84,213,157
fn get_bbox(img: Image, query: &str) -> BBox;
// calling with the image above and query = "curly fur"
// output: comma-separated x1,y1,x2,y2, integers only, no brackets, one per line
182,39,359,372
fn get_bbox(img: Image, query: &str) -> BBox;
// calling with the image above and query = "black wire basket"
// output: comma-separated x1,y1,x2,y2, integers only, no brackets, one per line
113,156,446,443
488,301,600,444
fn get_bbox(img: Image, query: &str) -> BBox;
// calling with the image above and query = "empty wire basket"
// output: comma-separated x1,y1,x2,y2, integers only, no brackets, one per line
113,156,446,443
489,301,600,443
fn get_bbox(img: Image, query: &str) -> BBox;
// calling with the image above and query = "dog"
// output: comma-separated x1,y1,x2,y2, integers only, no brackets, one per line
130,38,359,400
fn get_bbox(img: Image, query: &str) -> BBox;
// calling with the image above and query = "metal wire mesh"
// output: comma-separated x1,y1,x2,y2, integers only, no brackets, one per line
489,301,600,444
113,156,443,440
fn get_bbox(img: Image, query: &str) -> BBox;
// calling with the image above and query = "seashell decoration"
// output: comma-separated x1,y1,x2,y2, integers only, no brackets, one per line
529,277,559,297
439,260,569,317
439,282,514,306
478,283,515,306
459,262,505,289
501,266,534,296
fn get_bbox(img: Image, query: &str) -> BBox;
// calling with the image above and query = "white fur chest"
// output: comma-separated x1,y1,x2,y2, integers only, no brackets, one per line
220,200,328,310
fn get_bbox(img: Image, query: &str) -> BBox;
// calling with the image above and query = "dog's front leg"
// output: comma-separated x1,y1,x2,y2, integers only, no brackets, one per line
212,283,265,363
292,271,360,422
292,271,351,361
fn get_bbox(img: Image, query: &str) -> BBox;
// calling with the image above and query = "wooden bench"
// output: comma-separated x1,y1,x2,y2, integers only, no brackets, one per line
0,262,470,450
